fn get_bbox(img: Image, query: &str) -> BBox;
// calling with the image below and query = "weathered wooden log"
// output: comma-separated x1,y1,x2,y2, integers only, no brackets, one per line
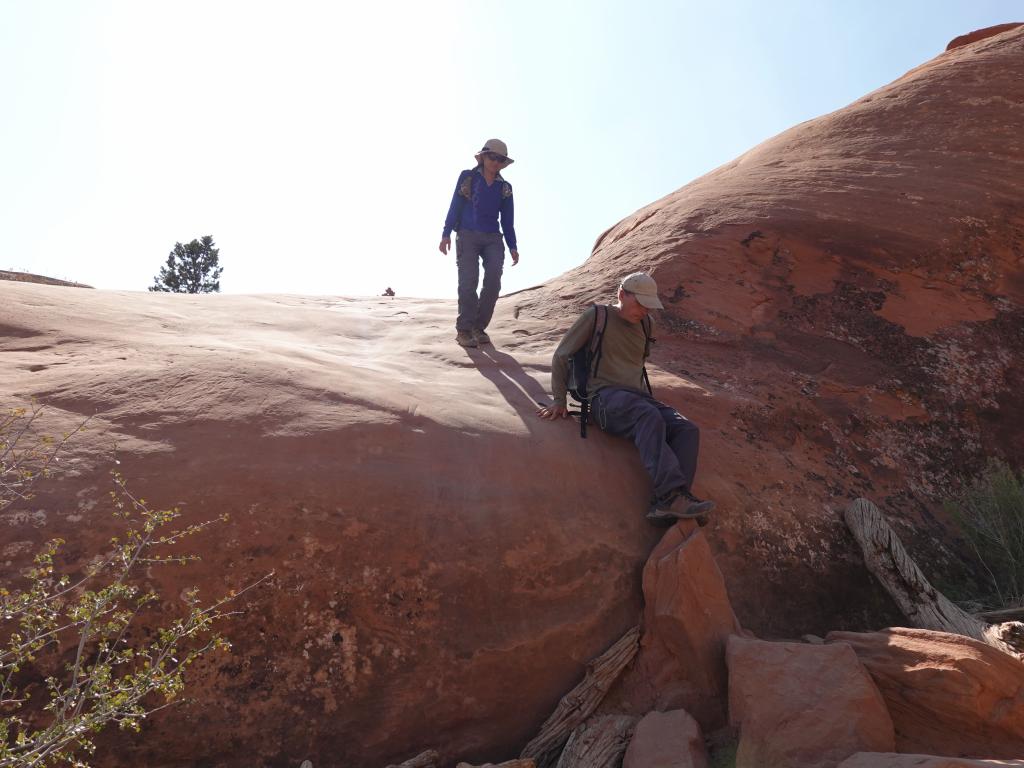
555,715,636,768
385,749,440,768
843,498,1023,657
976,605,1024,622
989,619,1024,652
456,760,536,768
520,626,640,768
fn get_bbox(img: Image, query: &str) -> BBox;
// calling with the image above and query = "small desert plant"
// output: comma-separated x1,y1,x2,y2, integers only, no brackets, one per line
945,460,1024,609
0,404,257,766
0,406,81,513
707,738,738,768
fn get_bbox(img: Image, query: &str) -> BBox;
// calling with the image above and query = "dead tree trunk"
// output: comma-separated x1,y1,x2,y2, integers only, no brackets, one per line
555,715,636,768
977,606,1024,622
520,626,640,768
385,749,440,768
844,497,1023,657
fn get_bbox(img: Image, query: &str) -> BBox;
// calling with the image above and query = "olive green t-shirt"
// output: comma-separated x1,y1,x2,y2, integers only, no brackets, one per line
550,305,650,408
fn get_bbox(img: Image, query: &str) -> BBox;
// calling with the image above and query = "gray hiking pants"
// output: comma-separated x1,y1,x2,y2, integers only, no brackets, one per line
455,229,505,332
592,386,701,502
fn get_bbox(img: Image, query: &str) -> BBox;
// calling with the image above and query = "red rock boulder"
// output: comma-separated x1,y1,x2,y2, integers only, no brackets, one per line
839,755,1024,768
622,709,708,768
827,628,1024,758
727,636,895,768
599,524,740,730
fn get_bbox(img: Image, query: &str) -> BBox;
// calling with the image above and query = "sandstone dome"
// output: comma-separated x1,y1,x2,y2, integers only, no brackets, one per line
2,23,1022,768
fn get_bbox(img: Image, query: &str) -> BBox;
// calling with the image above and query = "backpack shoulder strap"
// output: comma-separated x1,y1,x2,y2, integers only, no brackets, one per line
640,315,655,395
640,315,655,359
590,305,609,353
458,169,476,200
590,305,611,379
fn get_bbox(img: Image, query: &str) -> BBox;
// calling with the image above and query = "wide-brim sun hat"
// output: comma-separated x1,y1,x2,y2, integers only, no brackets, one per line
620,272,664,309
474,138,514,165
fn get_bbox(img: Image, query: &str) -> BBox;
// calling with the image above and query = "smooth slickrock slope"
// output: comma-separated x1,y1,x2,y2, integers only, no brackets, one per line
2,22,1023,768
2,287,661,767
513,22,1024,634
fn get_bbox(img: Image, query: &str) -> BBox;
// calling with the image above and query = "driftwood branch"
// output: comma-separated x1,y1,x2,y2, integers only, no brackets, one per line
386,749,440,768
977,606,1024,622
844,498,1023,657
520,626,640,768
555,715,636,768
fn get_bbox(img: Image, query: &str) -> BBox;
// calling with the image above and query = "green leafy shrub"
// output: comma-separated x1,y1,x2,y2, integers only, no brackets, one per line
945,460,1024,610
1,404,254,766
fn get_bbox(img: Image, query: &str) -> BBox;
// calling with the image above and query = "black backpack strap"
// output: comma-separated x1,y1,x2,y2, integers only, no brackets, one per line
641,315,654,358
579,305,610,439
590,305,610,380
640,315,655,395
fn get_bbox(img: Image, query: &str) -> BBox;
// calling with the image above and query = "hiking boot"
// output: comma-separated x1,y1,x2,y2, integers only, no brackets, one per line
472,328,491,345
652,488,716,525
645,507,682,528
455,330,478,348
677,489,716,518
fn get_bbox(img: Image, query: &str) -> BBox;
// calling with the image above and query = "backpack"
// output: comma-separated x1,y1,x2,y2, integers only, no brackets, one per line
566,305,654,438
458,169,513,201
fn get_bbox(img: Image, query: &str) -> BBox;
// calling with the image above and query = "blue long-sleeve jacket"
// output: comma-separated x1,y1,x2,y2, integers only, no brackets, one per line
442,168,518,251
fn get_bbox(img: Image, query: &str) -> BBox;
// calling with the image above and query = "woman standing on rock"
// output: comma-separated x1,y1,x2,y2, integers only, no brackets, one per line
438,139,520,348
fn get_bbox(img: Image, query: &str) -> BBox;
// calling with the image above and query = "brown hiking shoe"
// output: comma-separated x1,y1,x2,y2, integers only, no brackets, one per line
472,328,491,345
645,507,681,528
651,488,716,526
676,489,716,517
455,330,478,348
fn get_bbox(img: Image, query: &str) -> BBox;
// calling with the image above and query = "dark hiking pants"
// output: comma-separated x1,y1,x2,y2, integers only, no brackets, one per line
592,386,701,502
455,229,505,332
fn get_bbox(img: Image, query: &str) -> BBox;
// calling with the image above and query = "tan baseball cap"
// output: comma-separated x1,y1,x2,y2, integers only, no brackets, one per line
620,272,664,309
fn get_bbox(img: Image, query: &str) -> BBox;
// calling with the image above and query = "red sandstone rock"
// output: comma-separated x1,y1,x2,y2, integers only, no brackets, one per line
839,755,1024,768
727,636,895,768
3,22,1024,768
512,24,1024,642
622,709,708,768
607,525,739,729
946,23,1022,50
827,628,1024,759
0,287,661,768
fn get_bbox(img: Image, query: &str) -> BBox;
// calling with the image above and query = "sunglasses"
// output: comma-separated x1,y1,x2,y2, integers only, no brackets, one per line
484,152,507,163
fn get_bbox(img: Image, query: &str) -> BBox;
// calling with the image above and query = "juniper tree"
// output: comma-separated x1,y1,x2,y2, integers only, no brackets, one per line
149,236,223,294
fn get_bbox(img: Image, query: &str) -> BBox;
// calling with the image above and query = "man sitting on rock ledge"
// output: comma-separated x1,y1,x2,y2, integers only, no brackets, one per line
537,272,716,526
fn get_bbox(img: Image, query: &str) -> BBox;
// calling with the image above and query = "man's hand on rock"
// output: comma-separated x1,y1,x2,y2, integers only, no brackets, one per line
537,404,569,420
439,238,451,255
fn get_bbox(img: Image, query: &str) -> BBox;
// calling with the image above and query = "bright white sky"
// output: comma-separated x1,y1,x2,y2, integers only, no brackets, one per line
1,1,1018,298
